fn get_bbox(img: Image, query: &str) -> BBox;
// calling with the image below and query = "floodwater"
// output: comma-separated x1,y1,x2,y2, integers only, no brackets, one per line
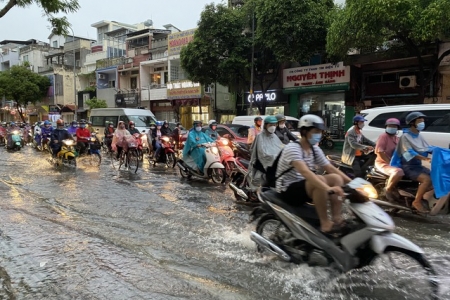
0,146,449,299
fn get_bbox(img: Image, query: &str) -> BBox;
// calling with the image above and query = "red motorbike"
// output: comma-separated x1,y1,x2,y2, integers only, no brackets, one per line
148,135,177,168
0,128,6,146
217,137,236,177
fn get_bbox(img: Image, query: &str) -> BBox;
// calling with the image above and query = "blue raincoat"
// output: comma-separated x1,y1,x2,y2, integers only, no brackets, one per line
430,147,450,198
183,130,214,171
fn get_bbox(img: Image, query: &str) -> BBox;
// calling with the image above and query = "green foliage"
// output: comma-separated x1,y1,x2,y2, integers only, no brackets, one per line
85,97,108,109
83,86,96,92
0,0,80,35
326,0,450,59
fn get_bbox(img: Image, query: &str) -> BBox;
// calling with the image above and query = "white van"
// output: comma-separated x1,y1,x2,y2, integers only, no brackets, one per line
89,108,157,139
360,104,450,148
232,115,299,129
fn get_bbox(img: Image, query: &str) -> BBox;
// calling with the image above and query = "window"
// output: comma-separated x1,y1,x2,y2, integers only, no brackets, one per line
227,125,250,138
423,110,450,133
368,112,409,129
23,55,29,62
130,77,137,89
53,41,58,48
215,127,230,137
124,115,157,127
108,80,115,88
91,116,118,126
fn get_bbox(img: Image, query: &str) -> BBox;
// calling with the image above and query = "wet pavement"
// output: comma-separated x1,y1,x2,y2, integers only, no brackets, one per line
1,146,450,299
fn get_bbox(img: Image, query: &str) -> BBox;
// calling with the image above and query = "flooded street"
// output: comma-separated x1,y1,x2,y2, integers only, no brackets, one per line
1,146,450,299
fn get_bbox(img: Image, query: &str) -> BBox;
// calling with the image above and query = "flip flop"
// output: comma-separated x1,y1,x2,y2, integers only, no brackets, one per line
321,223,343,237
412,202,430,214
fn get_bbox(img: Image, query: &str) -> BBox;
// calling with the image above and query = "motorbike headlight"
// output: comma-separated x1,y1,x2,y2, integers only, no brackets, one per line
91,138,96,142
211,146,219,155
12,130,19,135
356,184,378,199
64,140,74,146
220,138,228,146
161,137,170,143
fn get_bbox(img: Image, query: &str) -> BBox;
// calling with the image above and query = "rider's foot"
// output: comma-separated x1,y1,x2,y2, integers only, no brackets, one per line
412,201,430,213
385,190,399,202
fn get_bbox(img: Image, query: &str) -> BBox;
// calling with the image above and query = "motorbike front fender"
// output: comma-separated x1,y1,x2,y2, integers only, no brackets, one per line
370,233,424,254
208,162,225,169
223,157,236,163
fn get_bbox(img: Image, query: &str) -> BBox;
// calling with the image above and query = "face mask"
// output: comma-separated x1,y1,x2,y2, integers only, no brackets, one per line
308,133,322,145
150,126,155,130
279,124,286,129
358,123,365,130
267,126,276,134
416,122,425,131
80,125,86,128
119,125,125,129
195,126,202,132
157,126,161,130
386,127,397,135
109,125,113,127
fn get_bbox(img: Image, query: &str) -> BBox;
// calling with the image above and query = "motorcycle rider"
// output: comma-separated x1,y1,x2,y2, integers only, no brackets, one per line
104,121,115,152
374,118,404,202
394,112,433,213
205,120,220,139
342,115,376,178
50,119,73,158
87,121,95,134
76,120,91,155
182,120,215,174
152,121,164,159
40,120,54,148
161,120,172,136
67,121,78,136
22,122,31,144
275,114,297,145
276,114,351,233
172,122,182,150
248,116,283,191
128,121,140,135
6,122,19,147
33,121,42,144
111,121,132,159
0,122,7,144
247,116,263,145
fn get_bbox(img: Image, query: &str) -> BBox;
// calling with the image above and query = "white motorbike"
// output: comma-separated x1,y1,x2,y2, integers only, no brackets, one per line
250,178,438,297
177,142,226,183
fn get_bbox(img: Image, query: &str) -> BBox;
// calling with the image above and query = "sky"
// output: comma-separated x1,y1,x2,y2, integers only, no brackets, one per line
0,0,345,43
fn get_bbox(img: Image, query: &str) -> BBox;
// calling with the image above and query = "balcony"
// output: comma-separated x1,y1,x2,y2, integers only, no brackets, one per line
96,56,126,69
38,65,54,73
140,87,167,101
150,40,167,50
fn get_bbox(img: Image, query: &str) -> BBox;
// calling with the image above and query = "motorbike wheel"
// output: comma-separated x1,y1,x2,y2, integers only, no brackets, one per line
357,247,438,299
324,139,334,150
210,168,226,184
179,167,191,178
127,149,139,173
224,161,235,178
255,214,294,257
166,152,177,168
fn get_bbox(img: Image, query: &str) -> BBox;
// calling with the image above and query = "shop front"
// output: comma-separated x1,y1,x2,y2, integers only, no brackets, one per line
239,89,288,116
283,62,351,139
167,81,211,127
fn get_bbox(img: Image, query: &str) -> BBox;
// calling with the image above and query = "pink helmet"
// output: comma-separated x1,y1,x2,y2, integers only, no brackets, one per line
385,118,401,128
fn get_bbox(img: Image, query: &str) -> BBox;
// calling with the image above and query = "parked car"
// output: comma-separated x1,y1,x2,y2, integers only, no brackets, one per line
360,104,450,149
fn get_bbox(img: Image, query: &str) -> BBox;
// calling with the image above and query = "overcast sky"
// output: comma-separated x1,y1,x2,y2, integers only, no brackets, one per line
0,0,344,42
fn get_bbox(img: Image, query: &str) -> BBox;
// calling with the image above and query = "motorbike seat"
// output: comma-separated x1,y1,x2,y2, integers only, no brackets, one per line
261,189,320,227
237,158,250,169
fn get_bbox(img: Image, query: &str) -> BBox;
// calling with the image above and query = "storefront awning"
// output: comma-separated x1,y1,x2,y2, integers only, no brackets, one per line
61,104,77,113
76,108,88,113
283,83,350,94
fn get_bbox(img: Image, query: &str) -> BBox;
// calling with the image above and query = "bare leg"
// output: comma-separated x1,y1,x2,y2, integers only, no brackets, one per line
323,174,344,224
306,176,333,232
412,173,432,212
386,168,404,191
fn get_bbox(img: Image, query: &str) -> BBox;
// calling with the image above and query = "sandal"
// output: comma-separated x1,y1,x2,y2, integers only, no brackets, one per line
321,223,343,236
412,201,430,214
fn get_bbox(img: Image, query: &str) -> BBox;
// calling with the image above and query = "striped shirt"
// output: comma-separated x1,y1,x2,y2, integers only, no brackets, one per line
275,142,330,193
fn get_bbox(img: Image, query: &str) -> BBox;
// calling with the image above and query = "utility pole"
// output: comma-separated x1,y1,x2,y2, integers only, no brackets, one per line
248,3,255,116
69,26,77,121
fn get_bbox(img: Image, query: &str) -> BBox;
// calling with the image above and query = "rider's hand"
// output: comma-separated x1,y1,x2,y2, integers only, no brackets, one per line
329,186,345,198
425,157,431,163
197,144,202,147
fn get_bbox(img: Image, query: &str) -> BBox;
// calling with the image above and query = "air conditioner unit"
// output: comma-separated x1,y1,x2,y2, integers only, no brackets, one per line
98,74,105,80
399,76,416,89
204,85,212,93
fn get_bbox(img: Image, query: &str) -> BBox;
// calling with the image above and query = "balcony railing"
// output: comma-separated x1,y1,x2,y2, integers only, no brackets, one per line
96,56,126,69
38,65,54,73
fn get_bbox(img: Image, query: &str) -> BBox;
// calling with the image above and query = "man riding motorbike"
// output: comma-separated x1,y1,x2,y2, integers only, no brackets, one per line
205,120,220,139
161,120,172,136
172,122,182,150
276,114,352,233
128,121,140,135
374,118,404,202
104,121,115,152
393,112,434,213
6,122,19,147
67,121,78,136
275,114,297,145
76,120,91,155
50,119,73,158
247,116,263,145
87,121,95,134
182,120,215,175
342,115,376,178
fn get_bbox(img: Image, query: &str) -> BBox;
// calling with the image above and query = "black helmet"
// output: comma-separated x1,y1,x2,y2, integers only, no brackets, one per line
405,112,426,125
254,117,263,122
275,114,286,122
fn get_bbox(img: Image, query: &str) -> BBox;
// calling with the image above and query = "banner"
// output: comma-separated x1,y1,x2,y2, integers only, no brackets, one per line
168,28,196,56
167,81,202,100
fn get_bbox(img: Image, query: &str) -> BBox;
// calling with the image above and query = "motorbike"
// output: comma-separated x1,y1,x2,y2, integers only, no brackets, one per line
35,134,51,152
149,135,177,168
217,137,236,177
6,130,22,151
76,132,102,166
233,141,251,160
319,130,335,150
249,178,438,297
0,130,6,146
177,142,226,183
54,139,77,167
326,149,375,179
366,166,450,215
228,156,259,204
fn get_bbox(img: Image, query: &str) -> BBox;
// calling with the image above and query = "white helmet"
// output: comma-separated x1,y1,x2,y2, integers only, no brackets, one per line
208,119,217,125
299,114,325,130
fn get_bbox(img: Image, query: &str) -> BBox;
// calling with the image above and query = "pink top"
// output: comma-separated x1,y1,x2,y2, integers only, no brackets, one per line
375,132,399,165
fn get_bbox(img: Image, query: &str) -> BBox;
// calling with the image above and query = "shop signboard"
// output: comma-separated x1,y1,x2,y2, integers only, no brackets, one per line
283,62,350,93
167,81,202,100
168,28,196,56
241,89,286,106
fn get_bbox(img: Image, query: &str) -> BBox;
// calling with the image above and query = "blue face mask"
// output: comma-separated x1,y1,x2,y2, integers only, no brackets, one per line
195,126,202,132
308,133,322,145
80,124,86,129
386,127,397,135
416,122,425,131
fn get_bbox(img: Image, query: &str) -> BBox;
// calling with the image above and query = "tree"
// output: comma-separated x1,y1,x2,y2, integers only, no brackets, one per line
0,0,79,34
85,97,107,109
327,0,450,101
0,65,50,122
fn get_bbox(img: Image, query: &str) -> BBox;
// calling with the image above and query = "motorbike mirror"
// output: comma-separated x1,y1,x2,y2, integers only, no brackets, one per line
142,130,146,133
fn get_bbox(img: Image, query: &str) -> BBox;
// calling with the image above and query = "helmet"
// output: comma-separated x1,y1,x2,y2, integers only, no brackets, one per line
275,114,286,122
118,120,125,126
353,115,367,123
44,120,50,125
71,121,77,125
299,114,325,130
56,119,64,126
208,120,218,127
163,121,169,125
10,122,15,126
156,121,164,126
87,121,92,125
254,117,263,122
79,120,86,125
405,112,427,124
193,120,202,127
129,121,135,126
385,118,401,128
176,122,181,127
264,116,278,125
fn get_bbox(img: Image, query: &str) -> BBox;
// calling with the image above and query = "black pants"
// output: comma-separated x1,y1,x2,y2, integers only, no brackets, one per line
352,153,376,178
77,142,88,155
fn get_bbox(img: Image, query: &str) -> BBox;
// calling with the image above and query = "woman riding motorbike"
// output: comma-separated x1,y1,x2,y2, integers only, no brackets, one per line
205,120,220,139
152,121,164,159
111,121,132,159
182,120,215,174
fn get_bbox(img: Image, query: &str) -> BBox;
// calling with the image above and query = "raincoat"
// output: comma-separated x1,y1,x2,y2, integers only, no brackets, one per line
67,125,77,135
182,130,214,171
112,126,132,150
390,128,432,168
430,147,450,198
248,130,283,190
342,125,375,166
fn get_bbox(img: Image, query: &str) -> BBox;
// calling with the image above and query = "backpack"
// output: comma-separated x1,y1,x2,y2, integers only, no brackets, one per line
264,143,315,188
